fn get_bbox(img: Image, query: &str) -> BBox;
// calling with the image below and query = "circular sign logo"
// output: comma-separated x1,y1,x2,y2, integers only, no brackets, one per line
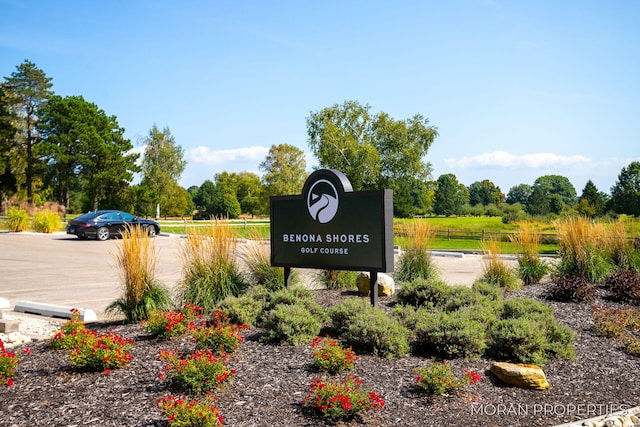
307,179,339,223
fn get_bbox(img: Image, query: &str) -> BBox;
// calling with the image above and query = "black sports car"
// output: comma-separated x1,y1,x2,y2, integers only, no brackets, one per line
66,210,160,240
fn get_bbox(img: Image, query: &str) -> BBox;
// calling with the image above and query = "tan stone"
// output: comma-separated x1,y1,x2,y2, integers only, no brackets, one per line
489,362,549,390
355,272,395,296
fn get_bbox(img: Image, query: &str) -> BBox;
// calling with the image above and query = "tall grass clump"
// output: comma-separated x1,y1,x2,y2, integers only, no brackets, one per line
31,209,63,233
511,222,549,285
6,207,29,232
107,224,170,322
554,217,612,284
180,220,248,310
606,220,640,271
395,220,439,282
480,239,520,290
319,269,358,290
243,233,297,290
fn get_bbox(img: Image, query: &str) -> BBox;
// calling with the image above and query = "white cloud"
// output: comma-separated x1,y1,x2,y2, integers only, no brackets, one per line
187,146,270,165
444,150,592,169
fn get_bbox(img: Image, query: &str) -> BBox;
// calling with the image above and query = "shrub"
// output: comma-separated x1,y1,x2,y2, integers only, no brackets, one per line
31,209,62,233
50,308,87,350
68,330,134,374
191,311,247,355
311,336,358,374
414,310,487,359
261,286,326,323
302,376,384,421
329,297,410,358
606,269,640,305
500,298,553,321
623,337,640,357
413,360,482,396
0,340,30,387
487,317,550,366
106,224,171,322
179,221,249,310
318,269,358,290
157,394,224,427
158,349,235,394
591,305,632,340
6,207,29,232
143,310,189,339
260,304,323,346
471,281,503,302
391,305,430,333
216,295,263,328
544,276,597,303
396,277,452,309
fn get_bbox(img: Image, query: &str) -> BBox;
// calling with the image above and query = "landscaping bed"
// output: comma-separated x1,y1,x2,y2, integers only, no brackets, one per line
2,284,639,427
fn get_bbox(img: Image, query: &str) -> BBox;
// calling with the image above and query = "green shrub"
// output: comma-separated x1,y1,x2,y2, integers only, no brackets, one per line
260,303,323,346
6,207,29,232
517,256,550,286
499,298,553,321
31,209,62,233
391,305,429,334
329,298,410,358
216,295,264,328
261,286,326,322
471,281,503,302
441,285,488,312
414,310,486,359
396,277,452,309
544,276,596,303
487,317,549,366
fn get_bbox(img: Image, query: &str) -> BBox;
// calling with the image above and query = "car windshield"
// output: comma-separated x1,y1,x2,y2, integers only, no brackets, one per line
74,212,100,221
120,212,135,221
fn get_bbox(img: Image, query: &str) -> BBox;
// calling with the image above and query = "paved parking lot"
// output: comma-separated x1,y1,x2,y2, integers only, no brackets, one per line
0,232,494,320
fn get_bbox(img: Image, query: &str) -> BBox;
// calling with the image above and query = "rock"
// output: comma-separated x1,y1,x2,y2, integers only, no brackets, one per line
356,272,395,296
0,319,20,333
489,362,549,390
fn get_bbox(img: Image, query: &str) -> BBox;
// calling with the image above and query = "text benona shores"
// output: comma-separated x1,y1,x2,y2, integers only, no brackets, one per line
282,233,370,244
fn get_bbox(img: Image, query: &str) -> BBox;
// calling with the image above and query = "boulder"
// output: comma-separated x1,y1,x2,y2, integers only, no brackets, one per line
356,272,395,297
490,362,549,390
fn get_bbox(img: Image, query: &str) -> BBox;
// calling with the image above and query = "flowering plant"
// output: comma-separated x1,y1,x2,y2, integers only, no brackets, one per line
157,394,224,427
413,360,482,396
50,308,87,350
68,330,134,374
143,303,205,339
158,349,236,393
191,309,247,355
0,340,30,386
311,336,358,374
302,376,384,420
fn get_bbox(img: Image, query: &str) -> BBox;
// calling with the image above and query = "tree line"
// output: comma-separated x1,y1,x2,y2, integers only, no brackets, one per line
1,60,639,219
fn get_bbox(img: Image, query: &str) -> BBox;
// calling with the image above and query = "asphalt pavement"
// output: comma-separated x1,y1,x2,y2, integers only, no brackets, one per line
0,232,496,320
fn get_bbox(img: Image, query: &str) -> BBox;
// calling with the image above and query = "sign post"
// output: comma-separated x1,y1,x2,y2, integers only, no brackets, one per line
270,169,394,306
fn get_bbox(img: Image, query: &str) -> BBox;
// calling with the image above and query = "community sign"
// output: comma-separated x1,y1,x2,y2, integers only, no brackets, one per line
270,169,394,273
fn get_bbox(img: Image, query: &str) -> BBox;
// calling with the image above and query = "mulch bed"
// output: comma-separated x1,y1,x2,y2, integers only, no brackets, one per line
2,284,639,427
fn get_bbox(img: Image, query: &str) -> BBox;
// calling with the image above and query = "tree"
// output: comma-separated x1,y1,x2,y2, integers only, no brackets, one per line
532,175,577,206
307,100,438,215
214,171,263,216
4,60,53,204
608,161,640,216
259,144,306,197
0,84,17,200
525,186,550,216
468,179,504,206
38,95,139,211
139,125,186,217
505,184,532,206
576,180,607,217
433,174,468,216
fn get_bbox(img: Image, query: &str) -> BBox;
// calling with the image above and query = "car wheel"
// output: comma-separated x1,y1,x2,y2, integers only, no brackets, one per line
97,227,110,241
148,226,157,238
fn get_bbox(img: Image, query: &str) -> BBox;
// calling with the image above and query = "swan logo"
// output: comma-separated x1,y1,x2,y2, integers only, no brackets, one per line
307,179,339,223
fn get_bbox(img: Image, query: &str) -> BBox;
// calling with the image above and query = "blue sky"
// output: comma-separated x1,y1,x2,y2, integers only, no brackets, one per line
1,0,639,196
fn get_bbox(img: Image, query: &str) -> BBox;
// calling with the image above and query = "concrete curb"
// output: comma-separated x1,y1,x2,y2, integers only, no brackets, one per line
14,301,97,322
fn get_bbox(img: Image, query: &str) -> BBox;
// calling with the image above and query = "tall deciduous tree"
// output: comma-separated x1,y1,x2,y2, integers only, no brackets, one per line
38,95,139,211
306,100,438,214
0,84,17,200
259,144,306,197
433,174,468,216
140,125,186,217
505,184,532,206
4,60,53,204
468,179,504,206
608,161,640,216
